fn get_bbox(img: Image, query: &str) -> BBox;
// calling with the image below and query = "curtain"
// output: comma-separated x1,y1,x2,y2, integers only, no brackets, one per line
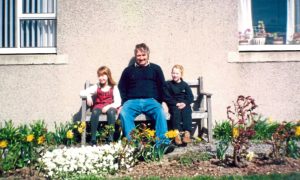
0,0,15,47
238,0,253,39
296,0,300,32
286,0,295,43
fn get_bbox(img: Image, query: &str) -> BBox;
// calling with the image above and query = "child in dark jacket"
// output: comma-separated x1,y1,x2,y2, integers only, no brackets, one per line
163,64,194,145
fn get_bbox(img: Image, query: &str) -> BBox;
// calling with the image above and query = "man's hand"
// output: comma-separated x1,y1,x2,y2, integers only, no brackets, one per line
176,102,186,109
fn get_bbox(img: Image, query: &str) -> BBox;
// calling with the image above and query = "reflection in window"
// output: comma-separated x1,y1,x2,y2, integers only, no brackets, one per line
20,20,56,48
238,0,300,45
22,0,55,14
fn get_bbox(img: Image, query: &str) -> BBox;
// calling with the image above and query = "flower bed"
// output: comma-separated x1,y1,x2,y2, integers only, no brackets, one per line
0,95,299,179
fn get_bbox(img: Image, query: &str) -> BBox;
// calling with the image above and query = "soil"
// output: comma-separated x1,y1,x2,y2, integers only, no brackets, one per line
2,142,300,179
113,155,300,179
112,142,300,179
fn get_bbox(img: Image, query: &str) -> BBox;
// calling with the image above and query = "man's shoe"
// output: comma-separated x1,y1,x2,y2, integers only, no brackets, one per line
174,134,182,145
182,131,191,143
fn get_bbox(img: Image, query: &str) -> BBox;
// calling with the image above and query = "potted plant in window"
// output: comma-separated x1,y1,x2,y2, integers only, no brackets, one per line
252,20,268,45
272,33,284,45
239,29,251,45
292,32,300,44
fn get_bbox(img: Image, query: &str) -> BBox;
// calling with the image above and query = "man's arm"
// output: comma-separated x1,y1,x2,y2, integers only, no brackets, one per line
162,82,177,106
156,65,165,103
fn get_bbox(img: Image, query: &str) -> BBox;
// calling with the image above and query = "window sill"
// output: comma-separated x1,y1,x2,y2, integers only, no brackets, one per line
0,54,68,65
238,45,300,52
0,48,56,54
229,47,300,63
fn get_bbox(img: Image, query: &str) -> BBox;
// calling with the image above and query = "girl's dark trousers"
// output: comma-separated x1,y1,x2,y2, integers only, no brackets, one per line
90,107,117,142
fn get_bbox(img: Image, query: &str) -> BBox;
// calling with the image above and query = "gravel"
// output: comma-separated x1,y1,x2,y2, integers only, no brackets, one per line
165,140,276,158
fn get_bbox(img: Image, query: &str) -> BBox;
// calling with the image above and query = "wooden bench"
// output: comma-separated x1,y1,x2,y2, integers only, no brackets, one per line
80,76,212,144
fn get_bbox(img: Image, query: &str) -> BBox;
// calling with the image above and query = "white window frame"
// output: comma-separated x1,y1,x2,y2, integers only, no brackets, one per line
0,0,57,54
238,0,300,52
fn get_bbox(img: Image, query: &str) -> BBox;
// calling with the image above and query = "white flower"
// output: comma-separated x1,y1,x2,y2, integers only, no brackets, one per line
39,140,135,178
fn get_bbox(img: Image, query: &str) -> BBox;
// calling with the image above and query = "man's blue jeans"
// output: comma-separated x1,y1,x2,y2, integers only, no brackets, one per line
119,98,169,143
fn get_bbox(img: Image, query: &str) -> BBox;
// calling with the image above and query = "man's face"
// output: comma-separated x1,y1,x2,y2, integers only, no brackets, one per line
135,49,149,66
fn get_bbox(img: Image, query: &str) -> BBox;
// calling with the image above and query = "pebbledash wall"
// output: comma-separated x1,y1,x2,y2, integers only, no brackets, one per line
0,0,299,129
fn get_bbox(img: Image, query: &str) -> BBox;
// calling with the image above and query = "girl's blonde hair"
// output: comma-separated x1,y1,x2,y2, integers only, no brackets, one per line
97,66,116,86
172,64,184,76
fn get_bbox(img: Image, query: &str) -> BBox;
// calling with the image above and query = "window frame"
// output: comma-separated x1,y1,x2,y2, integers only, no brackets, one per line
238,0,300,52
0,0,57,54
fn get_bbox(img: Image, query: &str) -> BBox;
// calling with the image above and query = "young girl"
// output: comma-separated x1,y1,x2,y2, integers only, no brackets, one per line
80,66,121,145
163,65,194,145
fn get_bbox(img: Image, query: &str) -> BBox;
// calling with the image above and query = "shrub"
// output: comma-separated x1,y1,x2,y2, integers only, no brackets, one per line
213,120,232,142
226,95,257,167
268,121,300,161
0,120,49,173
128,123,171,162
253,116,280,140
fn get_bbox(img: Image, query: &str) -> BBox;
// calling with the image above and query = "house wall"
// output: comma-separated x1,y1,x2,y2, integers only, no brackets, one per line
0,0,299,129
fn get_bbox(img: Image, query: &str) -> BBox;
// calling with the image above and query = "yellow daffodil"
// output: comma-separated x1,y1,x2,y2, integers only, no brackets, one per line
145,128,155,137
0,140,8,149
80,121,86,129
267,117,273,124
26,134,34,142
295,126,300,136
232,127,239,138
78,127,83,134
246,151,255,161
66,130,74,139
165,129,179,139
37,135,45,144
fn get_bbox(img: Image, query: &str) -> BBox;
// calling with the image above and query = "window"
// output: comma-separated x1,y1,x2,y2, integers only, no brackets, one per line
238,0,300,51
0,0,56,54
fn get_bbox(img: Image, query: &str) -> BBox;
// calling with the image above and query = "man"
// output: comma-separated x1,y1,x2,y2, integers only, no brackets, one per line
118,43,170,146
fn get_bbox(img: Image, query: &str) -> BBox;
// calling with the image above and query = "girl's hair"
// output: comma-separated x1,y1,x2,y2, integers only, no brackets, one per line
172,64,184,76
97,66,116,86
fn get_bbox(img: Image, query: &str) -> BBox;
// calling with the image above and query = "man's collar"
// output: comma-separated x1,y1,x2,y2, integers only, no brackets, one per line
134,61,150,67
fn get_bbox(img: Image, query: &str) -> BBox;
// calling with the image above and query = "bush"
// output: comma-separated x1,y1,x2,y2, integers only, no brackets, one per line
213,120,232,142
253,116,280,140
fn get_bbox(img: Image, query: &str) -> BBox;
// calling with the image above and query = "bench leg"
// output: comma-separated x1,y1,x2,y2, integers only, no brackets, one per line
200,118,204,137
207,96,213,143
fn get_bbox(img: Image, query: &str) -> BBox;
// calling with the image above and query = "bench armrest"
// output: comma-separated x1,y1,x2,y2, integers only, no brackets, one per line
80,93,93,99
200,91,212,97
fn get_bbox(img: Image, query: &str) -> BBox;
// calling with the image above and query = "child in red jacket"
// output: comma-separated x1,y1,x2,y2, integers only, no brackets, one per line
80,66,121,145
